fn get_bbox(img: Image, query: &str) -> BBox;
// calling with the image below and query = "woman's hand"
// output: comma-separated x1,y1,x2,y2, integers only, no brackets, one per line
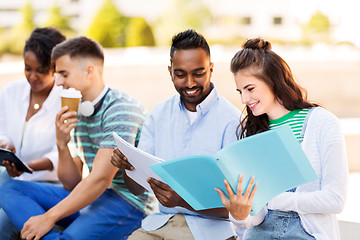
0,140,15,153
0,140,24,176
215,175,257,221
1,160,33,177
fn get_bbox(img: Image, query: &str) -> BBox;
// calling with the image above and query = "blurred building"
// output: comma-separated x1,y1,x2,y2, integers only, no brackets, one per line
207,0,360,46
207,0,300,41
0,0,359,46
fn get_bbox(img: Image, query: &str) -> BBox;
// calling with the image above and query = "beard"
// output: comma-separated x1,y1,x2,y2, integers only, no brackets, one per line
179,86,210,106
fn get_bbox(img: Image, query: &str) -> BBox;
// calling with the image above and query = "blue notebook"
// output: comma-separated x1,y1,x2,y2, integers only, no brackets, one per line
150,125,317,215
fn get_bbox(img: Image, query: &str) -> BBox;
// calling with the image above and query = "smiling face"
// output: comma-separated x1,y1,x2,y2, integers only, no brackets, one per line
234,69,288,120
55,54,90,93
169,48,213,112
24,51,54,94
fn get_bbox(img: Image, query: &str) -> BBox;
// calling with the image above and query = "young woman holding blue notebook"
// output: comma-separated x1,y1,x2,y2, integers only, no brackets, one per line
215,38,348,240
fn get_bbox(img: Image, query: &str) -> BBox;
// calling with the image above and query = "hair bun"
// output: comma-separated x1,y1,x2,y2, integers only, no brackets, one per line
242,38,272,50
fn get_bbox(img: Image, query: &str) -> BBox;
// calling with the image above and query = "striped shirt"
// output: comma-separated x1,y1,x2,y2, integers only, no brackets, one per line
268,108,310,142
71,88,154,214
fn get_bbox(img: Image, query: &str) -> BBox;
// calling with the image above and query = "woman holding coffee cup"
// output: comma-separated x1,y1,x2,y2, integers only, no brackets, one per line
0,27,66,239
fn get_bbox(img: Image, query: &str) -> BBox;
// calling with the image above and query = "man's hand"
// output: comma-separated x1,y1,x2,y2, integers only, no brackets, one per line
111,148,146,195
21,213,56,240
0,140,15,153
147,177,186,208
1,160,30,177
149,179,230,218
110,148,134,170
55,107,79,149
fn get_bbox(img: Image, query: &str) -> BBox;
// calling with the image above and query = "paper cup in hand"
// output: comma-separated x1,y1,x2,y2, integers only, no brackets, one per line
60,88,82,114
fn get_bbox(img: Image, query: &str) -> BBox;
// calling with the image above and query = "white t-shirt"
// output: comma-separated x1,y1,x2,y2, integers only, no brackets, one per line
184,108,200,125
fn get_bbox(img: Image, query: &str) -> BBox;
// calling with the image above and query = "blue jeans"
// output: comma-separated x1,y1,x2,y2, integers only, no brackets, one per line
244,210,315,240
0,169,18,240
0,180,145,240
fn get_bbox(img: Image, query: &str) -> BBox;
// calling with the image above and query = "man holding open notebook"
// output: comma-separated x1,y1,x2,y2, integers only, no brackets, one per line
111,29,241,240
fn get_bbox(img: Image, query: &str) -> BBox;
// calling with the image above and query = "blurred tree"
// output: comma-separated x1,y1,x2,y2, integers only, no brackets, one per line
44,6,74,36
126,17,156,47
302,11,331,44
19,0,36,33
154,0,212,46
180,0,212,29
87,0,128,47
308,11,331,33
0,0,36,55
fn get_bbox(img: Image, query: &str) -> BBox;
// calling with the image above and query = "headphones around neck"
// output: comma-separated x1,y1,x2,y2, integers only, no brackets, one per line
79,86,109,117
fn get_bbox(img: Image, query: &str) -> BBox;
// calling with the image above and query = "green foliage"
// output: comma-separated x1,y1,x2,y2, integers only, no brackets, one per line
154,0,212,46
208,35,247,46
308,11,330,33
0,1,36,55
126,17,155,47
175,0,212,29
19,1,36,33
0,30,28,55
302,10,331,44
44,6,73,36
336,41,355,47
87,0,128,47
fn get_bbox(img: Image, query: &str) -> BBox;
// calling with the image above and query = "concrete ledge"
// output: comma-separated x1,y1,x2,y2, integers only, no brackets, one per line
339,221,360,240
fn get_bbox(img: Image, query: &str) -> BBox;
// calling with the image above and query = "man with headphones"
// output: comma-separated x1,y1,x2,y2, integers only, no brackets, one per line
0,37,155,240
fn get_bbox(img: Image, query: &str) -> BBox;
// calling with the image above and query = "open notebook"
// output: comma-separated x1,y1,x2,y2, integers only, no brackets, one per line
114,125,317,215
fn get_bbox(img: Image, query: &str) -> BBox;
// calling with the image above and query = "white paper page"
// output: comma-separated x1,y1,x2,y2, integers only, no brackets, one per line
113,132,163,192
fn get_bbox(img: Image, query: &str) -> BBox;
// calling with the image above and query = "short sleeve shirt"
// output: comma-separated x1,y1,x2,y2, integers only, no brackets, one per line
72,88,154,214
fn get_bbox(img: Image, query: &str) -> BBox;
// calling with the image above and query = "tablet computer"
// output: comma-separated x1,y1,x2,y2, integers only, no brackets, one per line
0,148,33,173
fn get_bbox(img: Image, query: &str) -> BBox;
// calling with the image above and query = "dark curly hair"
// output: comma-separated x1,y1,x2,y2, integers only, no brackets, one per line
24,27,66,72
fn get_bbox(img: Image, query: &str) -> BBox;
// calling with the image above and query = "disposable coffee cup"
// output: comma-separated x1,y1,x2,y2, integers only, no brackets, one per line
60,88,82,114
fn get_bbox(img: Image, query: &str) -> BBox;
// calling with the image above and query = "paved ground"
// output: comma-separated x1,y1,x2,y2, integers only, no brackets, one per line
339,220,360,240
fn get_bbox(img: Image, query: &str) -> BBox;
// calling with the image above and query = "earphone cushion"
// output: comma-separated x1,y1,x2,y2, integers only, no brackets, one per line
79,101,95,117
